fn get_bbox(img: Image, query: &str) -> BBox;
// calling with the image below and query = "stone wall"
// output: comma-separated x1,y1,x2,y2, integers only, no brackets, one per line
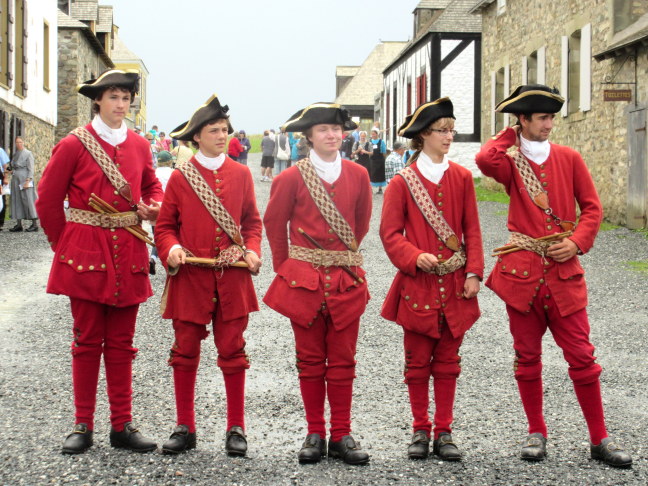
0,99,55,180
56,29,110,142
479,1,648,225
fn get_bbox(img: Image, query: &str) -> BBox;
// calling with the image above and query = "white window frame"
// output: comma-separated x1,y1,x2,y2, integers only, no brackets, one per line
561,24,591,116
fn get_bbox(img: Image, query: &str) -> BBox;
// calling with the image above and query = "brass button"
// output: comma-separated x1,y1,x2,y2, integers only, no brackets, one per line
328,229,334,234
115,264,120,269
511,269,517,274
67,259,73,264
546,218,552,223
216,236,221,241
114,292,119,297
542,182,548,187
325,275,331,280
543,305,549,310
412,303,418,309
438,254,443,258
439,210,444,215
212,297,218,303
115,282,120,286
498,258,502,262
308,322,313,327
116,164,120,168
404,295,410,301
77,265,83,271
540,165,545,169
325,269,330,274
328,238,335,242
113,201,119,205
216,228,222,233
110,228,115,232
544,261,550,266
325,283,331,289
89,265,95,270
539,279,545,283
441,303,446,308
424,305,430,310
437,201,443,207
441,294,446,299
132,265,137,269
113,190,119,195
535,286,540,291
438,278,443,284
291,280,297,286
213,170,218,175
438,245,444,250
545,294,551,299
523,271,528,276
546,225,552,230
60,255,65,260
330,192,335,197
438,192,443,197
440,287,445,292
502,265,506,270
215,179,221,184
113,235,118,240
114,244,119,249
540,173,546,178
215,188,221,193
324,292,330,297
101,264,106,269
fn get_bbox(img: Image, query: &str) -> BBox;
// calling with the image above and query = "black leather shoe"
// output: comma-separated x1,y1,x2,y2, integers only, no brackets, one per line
298,433,326,463
149,258,156,275
9,224,22,232
408,430,430,459
520,432,546,461
225,426,247,456
162,425,196,455
328,435,370,465
109,422,157,452
62,423,93,454
591,437,632,468
25,224,39,232
433,433,461,461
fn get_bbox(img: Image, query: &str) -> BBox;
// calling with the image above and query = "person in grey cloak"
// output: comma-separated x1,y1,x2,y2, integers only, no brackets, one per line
9,136,39,232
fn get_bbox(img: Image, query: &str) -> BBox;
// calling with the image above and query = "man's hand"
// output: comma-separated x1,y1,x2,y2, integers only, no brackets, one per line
416,253,439,272
463,275,480,299
137,200,161,222
244,251,262,275
546,238,579,263
167,248,186,268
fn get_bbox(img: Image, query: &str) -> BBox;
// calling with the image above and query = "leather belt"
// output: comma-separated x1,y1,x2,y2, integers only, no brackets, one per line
289,245,363,267
67,208,139,228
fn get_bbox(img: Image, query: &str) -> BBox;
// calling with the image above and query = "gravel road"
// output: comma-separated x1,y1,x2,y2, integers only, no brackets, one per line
1,154,646,485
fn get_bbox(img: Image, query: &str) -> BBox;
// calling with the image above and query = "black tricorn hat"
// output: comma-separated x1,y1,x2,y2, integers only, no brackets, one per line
398,97,455,138
282,103,357,132
170,94,233,141
76,69,139,99
495,84,564,114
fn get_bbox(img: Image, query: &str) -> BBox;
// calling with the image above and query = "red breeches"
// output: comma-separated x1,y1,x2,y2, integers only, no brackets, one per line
69,298,138,430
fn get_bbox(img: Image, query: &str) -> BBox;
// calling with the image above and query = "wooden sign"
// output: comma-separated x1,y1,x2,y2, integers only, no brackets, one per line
604,89,632,101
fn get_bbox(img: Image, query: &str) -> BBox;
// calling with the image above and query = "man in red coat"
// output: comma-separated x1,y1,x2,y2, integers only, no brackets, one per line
36,69,162,454
380,98,482,460
476,84,632,467
263,103,372,465
227,131,244,162
154,95,262,456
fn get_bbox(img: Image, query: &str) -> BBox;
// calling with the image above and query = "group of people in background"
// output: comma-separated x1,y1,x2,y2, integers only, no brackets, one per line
0,137,40,232
259,128,308,182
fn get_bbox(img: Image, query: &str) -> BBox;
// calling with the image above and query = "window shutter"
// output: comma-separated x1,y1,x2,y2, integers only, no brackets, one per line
537,46,546,84
7,0,13,86
491,71,496,134
580,23,591,112
22,0,28,95
561,36,569,117
2,111,9,150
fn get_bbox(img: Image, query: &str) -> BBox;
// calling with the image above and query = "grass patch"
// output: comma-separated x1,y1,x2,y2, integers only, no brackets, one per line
633,227,648,238
474,178,510,204
624,260,648,274
600,222,620,231
495,210,508,216
247,134,263,154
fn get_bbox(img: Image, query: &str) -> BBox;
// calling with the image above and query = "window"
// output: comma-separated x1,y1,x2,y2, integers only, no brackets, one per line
614,0,648,33
43,21,50,91
495,68,505,131
416,70,427,106
14,0,27,97
491,65,510,134
561,25,591,116
527,51,538,84
406,80,412,115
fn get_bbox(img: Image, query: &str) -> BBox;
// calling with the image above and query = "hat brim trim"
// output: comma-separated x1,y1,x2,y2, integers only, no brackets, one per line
495,90,565,113
282,103,343,131
169,94,222,139
397,97,451,137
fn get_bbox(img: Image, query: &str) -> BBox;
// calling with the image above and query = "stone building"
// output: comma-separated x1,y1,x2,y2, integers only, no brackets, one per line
471,0,648,227
381,0,482,173
334,41,407,132
0,0,58,176
56,0,114,142
111,29,149,130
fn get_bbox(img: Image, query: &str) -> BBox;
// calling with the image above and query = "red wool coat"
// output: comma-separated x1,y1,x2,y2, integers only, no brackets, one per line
36,125,163,307
380,161,483,339
475,127,603,316
154,157,262,324
263,160,372,330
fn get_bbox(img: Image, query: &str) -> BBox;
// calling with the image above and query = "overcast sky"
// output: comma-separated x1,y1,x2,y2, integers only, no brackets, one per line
106,0,418,135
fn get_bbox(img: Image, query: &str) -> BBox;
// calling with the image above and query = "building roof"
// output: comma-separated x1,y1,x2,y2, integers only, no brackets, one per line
384,0,481,73
96,5,113,33
112,32,150,74
57,10,114,68
414,0,452,12
336,66,360,77
69,0,98,22
335,41,408,107
468,0,495,14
